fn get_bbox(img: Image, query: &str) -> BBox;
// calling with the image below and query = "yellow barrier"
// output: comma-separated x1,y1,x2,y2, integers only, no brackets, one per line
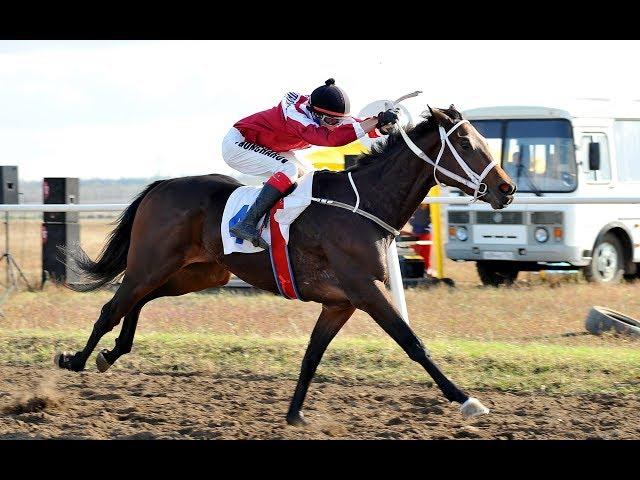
428,185,444,278
303,141,368,171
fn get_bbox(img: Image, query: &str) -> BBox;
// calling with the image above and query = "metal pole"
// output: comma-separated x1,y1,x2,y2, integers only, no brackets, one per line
386,239,409,324
4,211,8,287
417,196,640,205
2,196,640,212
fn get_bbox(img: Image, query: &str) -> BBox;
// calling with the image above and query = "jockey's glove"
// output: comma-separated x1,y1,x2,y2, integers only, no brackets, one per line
377,108,400,135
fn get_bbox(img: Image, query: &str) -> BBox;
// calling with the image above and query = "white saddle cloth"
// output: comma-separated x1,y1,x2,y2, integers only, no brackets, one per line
221,171,315,254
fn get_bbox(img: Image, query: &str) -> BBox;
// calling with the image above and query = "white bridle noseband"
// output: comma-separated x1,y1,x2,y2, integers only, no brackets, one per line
398,118,499,202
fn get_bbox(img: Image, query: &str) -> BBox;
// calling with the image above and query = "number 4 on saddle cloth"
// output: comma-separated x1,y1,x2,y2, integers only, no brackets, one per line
221,172,315,300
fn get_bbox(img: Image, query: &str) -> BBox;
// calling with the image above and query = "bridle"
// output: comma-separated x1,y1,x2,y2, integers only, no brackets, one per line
398,118,498,202
308,96,502,236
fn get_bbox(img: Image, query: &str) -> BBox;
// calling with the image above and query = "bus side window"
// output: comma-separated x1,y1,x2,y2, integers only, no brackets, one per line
582,133,611,182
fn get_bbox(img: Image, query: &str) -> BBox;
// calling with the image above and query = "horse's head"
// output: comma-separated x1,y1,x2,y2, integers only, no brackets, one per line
415,105,516,210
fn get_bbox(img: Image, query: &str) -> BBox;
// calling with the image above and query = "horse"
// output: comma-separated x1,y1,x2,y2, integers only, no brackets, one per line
54,105,516,425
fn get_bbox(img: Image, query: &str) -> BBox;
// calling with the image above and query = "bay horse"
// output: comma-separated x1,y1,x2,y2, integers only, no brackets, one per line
55,105,515,425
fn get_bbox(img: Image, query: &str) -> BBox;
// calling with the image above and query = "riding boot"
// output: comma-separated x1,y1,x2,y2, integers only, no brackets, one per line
230,174,292,250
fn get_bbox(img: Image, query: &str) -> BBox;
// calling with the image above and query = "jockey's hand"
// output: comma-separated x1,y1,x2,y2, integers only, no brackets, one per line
377,108,400,135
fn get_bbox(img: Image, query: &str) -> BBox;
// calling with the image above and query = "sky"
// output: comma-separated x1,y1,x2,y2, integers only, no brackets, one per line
1,40,640,181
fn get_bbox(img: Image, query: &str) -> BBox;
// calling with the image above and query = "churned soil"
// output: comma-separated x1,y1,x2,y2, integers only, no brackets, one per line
1,365,638,440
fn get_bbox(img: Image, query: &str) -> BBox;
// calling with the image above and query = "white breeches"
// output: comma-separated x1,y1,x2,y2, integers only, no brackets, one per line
221,127,301,182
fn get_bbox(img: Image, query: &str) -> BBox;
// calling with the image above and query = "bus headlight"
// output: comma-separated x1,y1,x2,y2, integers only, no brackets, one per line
455,226,468,241
535,227,549,243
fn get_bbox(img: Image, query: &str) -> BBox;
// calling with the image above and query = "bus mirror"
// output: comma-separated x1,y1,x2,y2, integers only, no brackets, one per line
589,142,601,171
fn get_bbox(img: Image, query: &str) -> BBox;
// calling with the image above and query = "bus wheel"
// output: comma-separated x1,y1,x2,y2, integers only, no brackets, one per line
584,233,624,283
476,261,519,287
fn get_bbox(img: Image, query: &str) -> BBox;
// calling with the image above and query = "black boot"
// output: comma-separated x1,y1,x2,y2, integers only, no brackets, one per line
230,183,285,250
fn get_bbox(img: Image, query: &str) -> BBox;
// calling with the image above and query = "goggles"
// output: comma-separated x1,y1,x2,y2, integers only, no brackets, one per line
310,104,346,127
319,114,343,126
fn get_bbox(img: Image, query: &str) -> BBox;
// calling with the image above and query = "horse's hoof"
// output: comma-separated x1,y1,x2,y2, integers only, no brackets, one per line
54,351,84,372
54,351,73,369
286,411,308,427
460,397,490,419
53,351,65,368
96,350,112,373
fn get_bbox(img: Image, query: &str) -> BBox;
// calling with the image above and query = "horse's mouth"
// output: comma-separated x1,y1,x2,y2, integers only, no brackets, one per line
488,193,514,210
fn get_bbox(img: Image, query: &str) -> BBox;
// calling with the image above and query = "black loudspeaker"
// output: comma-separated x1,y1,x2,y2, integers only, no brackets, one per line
43,178,79,223
0,166,19,204
399,255,425,279
42,222,81,285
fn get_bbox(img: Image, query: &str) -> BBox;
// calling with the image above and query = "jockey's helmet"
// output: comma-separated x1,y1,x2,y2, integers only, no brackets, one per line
309,78,350,127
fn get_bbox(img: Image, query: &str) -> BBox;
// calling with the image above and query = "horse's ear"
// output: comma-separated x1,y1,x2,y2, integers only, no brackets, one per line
429,106,450,125
448,104,463,120
420,105,435,122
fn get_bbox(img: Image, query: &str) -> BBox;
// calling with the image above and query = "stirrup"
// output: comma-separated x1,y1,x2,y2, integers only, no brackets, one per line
252,236,269,250
244,229,268,250
230,223,269,250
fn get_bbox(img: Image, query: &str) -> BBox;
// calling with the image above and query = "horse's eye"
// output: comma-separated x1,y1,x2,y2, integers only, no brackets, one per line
460,139,472,151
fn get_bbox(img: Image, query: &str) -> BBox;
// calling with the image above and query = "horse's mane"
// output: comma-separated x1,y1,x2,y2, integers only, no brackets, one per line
346,106,463,170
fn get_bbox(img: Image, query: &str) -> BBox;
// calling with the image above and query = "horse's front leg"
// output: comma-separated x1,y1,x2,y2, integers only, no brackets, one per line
329,246,489,419
286,302,355,426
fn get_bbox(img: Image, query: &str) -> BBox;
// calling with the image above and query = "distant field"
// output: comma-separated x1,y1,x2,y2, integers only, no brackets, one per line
2,218,640,342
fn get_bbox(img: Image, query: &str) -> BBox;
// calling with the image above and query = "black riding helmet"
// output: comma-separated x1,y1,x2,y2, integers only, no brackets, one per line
309,78,350,117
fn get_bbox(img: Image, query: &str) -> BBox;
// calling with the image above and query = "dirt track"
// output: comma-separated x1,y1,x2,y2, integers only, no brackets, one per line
1,365,639,439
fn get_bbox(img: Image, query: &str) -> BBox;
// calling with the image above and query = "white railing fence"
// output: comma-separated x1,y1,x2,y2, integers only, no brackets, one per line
3,195,640,212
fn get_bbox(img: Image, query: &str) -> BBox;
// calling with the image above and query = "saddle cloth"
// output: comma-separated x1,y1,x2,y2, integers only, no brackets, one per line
221,172,315,300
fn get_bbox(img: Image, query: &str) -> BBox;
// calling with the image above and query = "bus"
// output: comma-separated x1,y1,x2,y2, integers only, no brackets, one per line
445,100,640,285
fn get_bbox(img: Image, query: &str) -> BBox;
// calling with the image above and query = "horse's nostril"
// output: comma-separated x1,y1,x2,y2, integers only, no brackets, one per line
499,182,516,195
499,182,511,194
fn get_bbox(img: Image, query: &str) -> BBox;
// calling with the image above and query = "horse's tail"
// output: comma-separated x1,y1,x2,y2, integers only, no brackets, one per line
60,180,167,292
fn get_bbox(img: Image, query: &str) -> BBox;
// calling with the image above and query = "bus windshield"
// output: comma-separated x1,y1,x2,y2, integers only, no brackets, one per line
471,119,577,193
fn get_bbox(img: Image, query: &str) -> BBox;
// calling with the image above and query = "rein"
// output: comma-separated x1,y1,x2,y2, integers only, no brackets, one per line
309,92,498,236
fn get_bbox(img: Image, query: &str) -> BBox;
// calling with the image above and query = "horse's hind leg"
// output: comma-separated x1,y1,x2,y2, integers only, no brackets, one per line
95,302,143,373
56,259,186,372
286,302,355,426
96,262,231,372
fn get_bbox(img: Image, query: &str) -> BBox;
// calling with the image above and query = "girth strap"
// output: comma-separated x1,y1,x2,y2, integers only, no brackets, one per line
310,197,400,236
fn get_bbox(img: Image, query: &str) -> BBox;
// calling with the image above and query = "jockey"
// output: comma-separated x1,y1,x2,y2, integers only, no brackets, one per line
222,78,400,250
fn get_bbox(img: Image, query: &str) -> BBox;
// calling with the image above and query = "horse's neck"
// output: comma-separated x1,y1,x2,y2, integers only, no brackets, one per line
351,134,438,232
